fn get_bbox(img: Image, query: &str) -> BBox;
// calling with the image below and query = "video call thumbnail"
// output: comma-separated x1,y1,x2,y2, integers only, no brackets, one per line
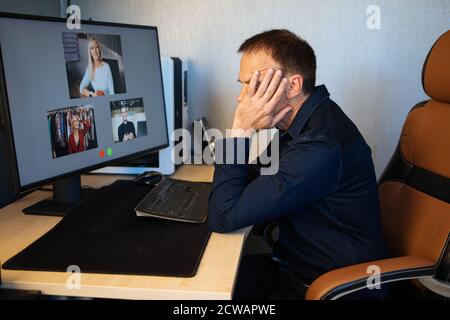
63,32,127,99
110,98,148,143
47,105,98,159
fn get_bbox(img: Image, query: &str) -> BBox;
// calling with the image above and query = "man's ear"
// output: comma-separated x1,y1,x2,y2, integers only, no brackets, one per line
286,74,304,99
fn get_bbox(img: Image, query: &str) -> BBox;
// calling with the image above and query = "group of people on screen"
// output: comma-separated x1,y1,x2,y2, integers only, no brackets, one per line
49,33,148,159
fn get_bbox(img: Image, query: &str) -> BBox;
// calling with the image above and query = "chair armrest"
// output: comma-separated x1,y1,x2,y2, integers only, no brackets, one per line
306,256,437,300
419,277,450,298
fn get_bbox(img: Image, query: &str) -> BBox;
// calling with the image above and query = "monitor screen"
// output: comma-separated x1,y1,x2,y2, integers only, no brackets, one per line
0,14,168,189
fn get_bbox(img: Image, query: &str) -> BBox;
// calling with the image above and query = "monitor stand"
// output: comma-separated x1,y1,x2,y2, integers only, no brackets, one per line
23,176,97,217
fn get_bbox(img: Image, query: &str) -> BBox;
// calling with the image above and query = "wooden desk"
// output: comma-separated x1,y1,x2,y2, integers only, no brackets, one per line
0,165,250,300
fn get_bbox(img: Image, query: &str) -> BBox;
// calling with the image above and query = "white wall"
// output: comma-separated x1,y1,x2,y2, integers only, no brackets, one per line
71,0,449,176
0,0,60,16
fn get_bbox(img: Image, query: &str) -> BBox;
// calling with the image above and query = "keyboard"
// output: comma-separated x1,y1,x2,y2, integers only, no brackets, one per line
135,178,211,223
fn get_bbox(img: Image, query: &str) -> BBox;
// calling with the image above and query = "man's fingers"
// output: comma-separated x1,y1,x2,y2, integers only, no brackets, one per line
271,106,292,127
266,78,288,112
264,70,283,101
248,70,260,96
255,68,275,98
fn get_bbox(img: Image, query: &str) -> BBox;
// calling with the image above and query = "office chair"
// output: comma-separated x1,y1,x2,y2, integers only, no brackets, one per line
258,30,450,300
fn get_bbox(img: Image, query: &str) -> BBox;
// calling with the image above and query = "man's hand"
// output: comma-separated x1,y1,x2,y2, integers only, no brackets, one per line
231,69,292,138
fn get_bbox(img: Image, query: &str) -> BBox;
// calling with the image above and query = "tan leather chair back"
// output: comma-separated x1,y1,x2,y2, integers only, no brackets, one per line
378,31,450,263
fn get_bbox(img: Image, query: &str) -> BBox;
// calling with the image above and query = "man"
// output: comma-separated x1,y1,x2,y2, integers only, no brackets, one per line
208,30,388,299
118,106,136,142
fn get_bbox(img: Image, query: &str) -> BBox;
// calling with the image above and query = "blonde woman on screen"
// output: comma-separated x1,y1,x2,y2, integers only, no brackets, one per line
67,111,91,154
80,38,115,97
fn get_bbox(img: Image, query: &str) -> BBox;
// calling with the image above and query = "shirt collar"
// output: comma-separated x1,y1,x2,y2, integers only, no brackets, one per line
285,85,330,138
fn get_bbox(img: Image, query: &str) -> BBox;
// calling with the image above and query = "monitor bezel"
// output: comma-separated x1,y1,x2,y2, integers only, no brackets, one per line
0,12,170,192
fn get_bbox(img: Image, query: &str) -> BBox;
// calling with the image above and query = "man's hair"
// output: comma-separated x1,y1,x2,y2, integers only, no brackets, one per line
238,29,317,95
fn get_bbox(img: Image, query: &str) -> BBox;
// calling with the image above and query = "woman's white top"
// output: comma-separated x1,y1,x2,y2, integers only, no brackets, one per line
79,62,115,95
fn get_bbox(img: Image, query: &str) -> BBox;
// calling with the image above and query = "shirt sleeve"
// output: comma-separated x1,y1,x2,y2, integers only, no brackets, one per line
208,137,342,233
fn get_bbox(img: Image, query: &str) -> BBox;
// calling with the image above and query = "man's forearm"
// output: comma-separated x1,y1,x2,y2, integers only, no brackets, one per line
208,137,252,232
208,163,251,233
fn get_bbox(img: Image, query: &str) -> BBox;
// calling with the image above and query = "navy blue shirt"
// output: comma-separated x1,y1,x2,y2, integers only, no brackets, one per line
208,85,388,282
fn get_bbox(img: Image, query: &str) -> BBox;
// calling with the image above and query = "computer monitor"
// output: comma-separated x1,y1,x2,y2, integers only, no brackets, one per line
0,13,169,216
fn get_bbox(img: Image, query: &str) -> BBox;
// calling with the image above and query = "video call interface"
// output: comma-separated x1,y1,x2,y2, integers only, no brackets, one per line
0,17,168,187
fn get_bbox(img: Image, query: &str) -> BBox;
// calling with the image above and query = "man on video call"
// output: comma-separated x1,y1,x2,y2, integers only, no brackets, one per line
118,106,136,142
208,30,389,300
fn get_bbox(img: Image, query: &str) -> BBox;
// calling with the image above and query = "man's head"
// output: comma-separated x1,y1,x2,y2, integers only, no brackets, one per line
237,29,316,105
120,106,128,122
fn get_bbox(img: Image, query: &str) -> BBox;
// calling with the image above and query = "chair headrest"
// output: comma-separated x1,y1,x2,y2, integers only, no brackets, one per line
422,30,450,103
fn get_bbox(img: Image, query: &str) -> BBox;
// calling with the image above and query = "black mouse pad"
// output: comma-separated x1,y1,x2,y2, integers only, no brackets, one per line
3,180,212,277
